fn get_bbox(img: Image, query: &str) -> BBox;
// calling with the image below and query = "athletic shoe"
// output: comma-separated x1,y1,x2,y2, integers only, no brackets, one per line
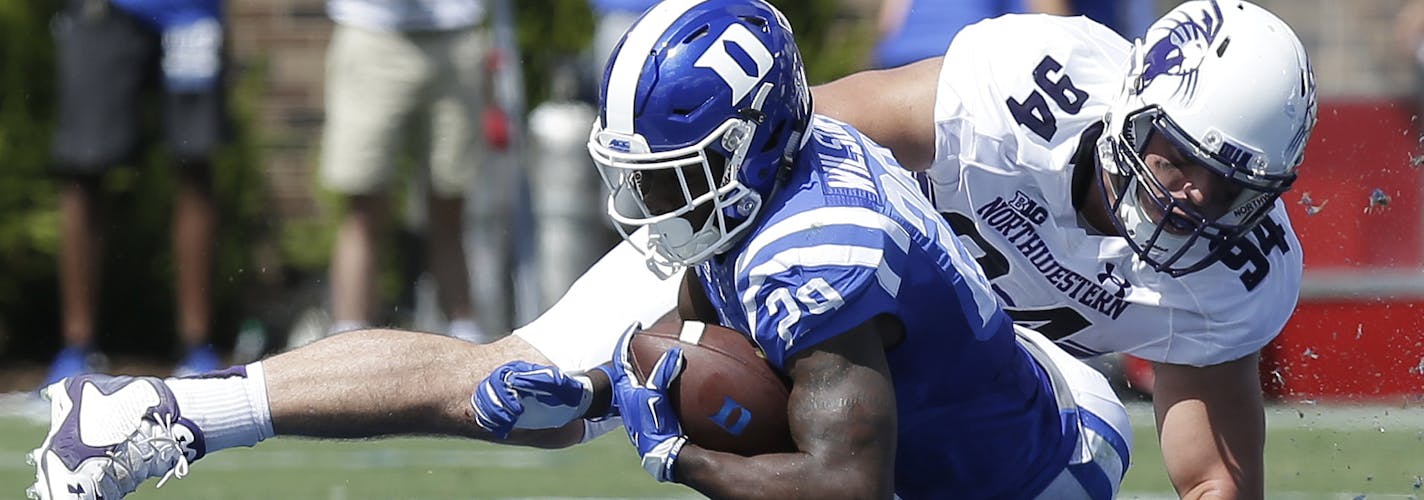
42,348,99,387
173,345,221,378
26,375,205,499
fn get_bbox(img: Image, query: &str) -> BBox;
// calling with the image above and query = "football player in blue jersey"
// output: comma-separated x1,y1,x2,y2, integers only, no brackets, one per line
476,0,1130,497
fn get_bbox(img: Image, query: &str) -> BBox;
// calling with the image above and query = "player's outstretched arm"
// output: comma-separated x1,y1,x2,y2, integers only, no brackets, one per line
1151,353,1266,500
811,58,940,172
673,315,900,499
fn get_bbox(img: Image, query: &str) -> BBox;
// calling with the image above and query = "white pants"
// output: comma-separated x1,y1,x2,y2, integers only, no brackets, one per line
1016,326,1133,500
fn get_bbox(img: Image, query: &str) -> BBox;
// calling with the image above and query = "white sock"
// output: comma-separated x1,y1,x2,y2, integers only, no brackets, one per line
448,318,487,343
167,362,275,453
328,320,368,336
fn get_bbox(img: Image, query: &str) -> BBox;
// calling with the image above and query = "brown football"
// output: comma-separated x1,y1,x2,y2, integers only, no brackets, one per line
627,319,794,456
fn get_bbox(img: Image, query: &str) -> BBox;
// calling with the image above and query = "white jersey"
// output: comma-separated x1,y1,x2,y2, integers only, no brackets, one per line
926,14,1302,367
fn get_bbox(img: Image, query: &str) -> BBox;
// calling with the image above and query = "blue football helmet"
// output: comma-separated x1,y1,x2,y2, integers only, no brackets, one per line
588,0,812,274
1097,0,1316,276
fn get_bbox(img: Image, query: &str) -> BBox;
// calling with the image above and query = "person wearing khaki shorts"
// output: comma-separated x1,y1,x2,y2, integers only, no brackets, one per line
320,0,492,342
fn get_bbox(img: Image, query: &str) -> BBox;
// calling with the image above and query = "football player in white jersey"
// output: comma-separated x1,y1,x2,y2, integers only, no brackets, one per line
813,1,1316,497
26,0,1312,498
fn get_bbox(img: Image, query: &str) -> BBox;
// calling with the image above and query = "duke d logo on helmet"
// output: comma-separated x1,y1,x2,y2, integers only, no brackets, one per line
694,24,773,103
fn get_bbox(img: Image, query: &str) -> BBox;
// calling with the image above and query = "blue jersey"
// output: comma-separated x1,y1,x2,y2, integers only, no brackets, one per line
695,116,1076,499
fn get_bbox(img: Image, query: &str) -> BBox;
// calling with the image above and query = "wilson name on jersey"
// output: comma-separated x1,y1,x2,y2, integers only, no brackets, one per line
695,115,1075,498
927,14,1303,366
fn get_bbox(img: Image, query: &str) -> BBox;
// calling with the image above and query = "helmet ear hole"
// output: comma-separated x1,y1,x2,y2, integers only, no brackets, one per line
738,15,768,28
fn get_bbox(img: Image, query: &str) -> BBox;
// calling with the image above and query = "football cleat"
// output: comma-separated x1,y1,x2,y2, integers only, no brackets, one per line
28,375,206,499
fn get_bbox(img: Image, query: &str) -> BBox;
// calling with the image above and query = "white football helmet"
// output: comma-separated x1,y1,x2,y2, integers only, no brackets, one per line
1096,0,1317,276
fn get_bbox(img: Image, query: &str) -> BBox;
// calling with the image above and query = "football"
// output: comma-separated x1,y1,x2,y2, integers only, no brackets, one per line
628,319,794,456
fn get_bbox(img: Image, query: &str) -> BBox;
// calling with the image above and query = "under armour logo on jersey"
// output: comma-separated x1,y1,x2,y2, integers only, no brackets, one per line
694,24,774,104
1097,263,1132,299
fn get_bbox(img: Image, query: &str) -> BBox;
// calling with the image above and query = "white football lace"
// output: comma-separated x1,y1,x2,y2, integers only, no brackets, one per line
99,411,192,497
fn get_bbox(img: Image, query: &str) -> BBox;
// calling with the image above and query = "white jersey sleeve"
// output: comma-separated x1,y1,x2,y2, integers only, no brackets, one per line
934,14,1129,185
512,228,681,371
923,14,1302,367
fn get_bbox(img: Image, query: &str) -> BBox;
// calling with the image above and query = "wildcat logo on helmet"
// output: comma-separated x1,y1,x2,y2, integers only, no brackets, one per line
1140,0,1225,103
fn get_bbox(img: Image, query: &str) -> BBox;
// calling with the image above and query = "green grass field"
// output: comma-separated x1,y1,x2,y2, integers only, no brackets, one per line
2,402,1421,499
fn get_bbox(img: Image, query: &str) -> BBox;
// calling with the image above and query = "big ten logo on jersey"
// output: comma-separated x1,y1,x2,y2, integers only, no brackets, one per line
694,24,773,103
1008,191,1049,225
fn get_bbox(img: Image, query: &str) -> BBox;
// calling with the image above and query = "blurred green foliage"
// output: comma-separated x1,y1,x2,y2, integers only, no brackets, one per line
0,1,62,359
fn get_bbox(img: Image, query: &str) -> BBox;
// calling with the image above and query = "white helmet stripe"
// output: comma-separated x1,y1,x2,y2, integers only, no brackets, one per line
604,0,709,135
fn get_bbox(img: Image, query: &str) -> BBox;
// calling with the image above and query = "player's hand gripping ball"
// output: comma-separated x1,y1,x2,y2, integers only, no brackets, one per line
626,320,794,456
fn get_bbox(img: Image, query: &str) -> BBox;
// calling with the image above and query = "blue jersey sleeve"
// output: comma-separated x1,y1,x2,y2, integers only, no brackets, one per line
737,221,905,369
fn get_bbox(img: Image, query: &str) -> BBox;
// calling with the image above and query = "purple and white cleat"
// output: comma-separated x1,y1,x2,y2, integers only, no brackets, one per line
26,375,205,500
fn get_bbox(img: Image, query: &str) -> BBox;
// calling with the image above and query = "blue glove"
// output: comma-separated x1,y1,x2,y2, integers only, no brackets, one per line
471,361,594,439
610,324,688,483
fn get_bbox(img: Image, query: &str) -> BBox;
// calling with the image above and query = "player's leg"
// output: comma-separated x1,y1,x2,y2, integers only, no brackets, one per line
247,232,679,443
166,38,227,374
53,177,104,380
256,231,683,445
29,225,680,499
171,162,218,373
426,193,480,334
320,24,428,332
329,194,388,329
260,331,578,443
423,24,485,341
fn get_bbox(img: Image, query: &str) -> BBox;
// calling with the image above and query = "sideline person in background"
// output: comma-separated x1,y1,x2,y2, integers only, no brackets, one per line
47,0,228,382
318,0,494,343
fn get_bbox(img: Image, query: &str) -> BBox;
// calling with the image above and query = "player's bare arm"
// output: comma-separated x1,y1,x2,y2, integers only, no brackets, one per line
811,58,939,171
1152,353,1266,500
674,314,900,499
